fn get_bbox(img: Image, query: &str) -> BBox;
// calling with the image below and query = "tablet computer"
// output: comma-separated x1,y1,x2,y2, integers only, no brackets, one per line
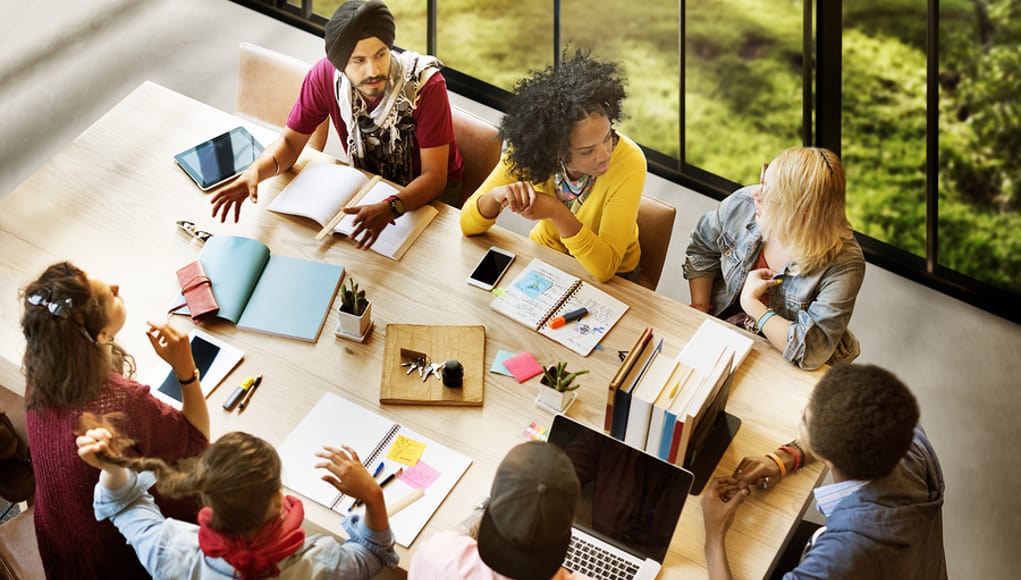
174,126,264,191
143,329,244,409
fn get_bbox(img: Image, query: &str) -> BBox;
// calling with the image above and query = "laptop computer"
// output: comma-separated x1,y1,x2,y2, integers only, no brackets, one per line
548,414,694,580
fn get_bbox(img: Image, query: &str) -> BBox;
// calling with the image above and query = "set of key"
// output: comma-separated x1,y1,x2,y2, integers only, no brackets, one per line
401,355,442,382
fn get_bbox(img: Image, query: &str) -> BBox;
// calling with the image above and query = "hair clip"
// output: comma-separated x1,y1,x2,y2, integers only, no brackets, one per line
176,220,213,242
26,292,73,319
26,292,96,343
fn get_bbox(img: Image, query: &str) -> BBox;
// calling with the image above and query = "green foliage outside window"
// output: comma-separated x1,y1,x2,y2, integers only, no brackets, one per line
308,0,1020,294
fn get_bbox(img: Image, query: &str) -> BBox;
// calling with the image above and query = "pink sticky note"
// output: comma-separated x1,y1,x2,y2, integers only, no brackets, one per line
502,352,543,383
398,460,441,490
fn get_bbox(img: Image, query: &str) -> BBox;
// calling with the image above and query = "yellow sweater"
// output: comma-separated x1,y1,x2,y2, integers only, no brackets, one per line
460,134,646,282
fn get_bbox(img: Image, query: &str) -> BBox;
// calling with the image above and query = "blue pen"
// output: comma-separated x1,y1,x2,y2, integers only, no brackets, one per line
372,461,384,478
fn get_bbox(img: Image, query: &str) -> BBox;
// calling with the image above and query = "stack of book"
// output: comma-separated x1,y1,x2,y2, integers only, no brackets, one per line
604,320,753,469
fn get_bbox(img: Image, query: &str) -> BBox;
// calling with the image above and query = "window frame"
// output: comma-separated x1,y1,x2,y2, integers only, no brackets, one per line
230,0,1021,325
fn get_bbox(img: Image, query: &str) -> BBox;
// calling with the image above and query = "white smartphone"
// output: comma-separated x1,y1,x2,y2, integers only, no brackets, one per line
467,247,516,291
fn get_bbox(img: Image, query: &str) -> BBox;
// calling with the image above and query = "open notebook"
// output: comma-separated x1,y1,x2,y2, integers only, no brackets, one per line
490,258,629,356
277,393,472,547
267,163,438,260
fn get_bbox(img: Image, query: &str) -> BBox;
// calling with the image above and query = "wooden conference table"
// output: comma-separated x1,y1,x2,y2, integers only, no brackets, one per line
0,81,826,579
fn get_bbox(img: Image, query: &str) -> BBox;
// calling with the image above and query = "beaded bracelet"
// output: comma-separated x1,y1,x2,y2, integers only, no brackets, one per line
756,308,777,332
765,451,787,478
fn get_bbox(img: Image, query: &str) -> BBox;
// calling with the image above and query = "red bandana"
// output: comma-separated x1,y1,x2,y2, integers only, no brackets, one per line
198,495,307,580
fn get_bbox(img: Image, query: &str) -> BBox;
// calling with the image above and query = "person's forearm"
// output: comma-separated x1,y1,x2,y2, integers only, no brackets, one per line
705,537,735,580
475,190,504,219
361,490,390,532
396,169,447,211
743,301,790,352
99,465,131,490
179,380,210,439
689,276,715,310
548,203,582,239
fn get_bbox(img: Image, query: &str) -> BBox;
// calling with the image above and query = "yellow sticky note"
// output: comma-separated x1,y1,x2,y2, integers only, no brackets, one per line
387,435,426,466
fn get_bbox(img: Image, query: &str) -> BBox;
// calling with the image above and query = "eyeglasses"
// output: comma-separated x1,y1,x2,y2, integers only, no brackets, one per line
26,291,96,344
176,220,213,243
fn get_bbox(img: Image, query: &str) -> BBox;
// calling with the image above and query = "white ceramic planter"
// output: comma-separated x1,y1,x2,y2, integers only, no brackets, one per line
537,384,574,412
337,301,372,339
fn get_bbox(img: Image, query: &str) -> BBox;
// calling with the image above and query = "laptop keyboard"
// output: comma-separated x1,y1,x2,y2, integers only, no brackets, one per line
563,534,640,580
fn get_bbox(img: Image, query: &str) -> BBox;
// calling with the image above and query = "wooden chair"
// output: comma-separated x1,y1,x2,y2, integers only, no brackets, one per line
635,195,677,291
237,42,329,152
0,360,43,580
451,105,502,207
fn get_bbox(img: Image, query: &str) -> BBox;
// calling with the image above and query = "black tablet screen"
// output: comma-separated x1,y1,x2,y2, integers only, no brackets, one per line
174,126,264,189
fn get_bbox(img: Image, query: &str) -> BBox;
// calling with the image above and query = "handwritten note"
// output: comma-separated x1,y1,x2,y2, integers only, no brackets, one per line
398,460,441,490
387,435,426,466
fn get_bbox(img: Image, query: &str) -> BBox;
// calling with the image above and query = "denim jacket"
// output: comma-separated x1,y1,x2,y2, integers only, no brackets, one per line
683,186,865,370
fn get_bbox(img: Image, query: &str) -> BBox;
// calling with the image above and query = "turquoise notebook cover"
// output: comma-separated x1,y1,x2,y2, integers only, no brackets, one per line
174,236,343,342
237,254,344,342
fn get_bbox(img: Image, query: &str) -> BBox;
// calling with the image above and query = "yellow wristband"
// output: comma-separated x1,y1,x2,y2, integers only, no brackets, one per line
765,451,787,478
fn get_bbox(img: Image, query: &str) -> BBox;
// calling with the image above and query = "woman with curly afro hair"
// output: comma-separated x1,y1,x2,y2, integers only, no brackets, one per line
460,51,647,282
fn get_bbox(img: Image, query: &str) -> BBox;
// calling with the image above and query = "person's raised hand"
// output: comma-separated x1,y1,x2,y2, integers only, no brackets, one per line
315,445,383,503
740,268,780,314
342,201,394,250
145,321,195,381
210,168,260,223
76,427,115,470
701,476,749,541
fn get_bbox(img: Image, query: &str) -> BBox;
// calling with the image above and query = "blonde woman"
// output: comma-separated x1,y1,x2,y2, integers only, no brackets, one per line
684,147,865,370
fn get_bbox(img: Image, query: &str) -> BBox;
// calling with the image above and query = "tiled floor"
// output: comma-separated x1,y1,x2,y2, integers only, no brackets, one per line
4,1,1020,578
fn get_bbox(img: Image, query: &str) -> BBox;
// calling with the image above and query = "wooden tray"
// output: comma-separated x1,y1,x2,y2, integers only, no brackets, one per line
380,324,485,406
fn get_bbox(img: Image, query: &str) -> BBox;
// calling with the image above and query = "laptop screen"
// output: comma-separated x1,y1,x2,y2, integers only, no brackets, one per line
549,414,694,562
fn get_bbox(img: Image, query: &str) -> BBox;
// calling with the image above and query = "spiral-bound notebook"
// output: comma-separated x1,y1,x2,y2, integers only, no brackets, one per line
490,258,629,356
277,393,472,547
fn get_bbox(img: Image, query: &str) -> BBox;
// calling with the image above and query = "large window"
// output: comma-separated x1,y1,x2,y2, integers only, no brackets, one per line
233,0,1021,324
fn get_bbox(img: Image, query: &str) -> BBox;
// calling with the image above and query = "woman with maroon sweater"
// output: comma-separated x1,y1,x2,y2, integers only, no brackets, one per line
21,262,210,579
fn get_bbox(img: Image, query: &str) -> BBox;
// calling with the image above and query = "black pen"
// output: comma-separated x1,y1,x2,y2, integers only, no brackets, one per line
350,467,404,512
238,374,263,413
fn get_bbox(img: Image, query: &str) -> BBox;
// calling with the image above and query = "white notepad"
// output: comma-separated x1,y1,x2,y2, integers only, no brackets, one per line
277,393,472,547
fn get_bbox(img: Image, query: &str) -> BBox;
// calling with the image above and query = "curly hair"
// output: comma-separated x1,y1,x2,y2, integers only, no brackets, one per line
21,262,134,409
500,50,627,184
79,412,281,536
807,363,919,480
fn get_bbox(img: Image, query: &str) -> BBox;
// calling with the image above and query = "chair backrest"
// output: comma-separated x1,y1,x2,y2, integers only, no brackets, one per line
450,106,502,207
237,42,329,152
636,195,677,291
0,505,44,580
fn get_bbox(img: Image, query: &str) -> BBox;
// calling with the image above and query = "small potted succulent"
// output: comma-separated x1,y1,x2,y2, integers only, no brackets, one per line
336,277,372,340
537,361,589,412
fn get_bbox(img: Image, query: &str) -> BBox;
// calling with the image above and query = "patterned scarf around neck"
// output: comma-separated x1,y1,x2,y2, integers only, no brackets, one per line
553,160,596,212
197,494,306,580
336,50,441,186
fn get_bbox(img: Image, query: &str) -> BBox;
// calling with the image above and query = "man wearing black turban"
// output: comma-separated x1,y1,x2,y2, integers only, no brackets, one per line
211,0,464,251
